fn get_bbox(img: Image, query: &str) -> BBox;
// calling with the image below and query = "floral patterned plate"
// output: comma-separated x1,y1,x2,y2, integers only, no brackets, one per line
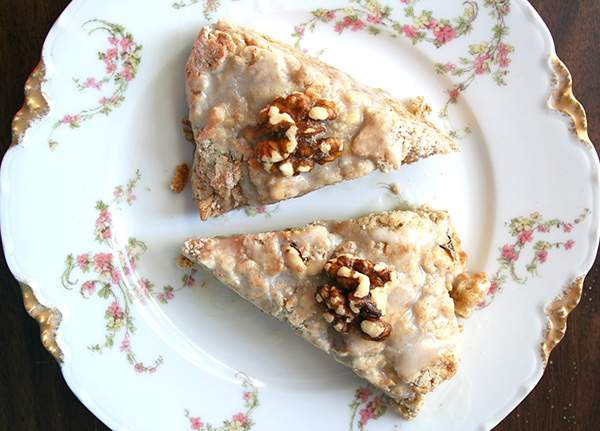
2,0,598,430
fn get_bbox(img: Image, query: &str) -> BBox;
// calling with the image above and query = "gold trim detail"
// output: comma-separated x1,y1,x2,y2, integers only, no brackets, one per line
548,56,592,147
540,56,594,365
11,60,50,148
540,276,584,367
10,60,64,362
20,282,64,363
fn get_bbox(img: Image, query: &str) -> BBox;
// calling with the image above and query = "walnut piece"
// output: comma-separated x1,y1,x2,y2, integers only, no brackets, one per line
253,92,343,177
450,272,491,318
315,247,396,341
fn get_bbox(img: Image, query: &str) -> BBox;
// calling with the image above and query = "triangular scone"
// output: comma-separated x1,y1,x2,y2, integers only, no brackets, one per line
177,209,489,419
185,20,457,220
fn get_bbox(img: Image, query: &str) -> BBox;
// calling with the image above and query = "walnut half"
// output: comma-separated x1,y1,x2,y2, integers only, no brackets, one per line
315,246,396,341
253,92,343,177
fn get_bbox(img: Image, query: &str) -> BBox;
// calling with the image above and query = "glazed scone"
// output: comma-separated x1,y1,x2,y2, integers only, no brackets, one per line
177,209,489,419
185,20,457,220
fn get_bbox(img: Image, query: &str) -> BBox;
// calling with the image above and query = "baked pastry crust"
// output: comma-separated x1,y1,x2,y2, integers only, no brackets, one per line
185,20,457,220
177,209,488,419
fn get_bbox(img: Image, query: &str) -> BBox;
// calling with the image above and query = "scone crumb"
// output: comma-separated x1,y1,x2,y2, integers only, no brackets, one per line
390,183,402,195
170,163,190,194
407,96,432,119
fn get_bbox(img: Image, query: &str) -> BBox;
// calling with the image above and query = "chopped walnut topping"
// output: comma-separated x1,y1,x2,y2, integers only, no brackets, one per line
315,248,396,341
170,163,190,194
253,92,343,177
450,272,491,318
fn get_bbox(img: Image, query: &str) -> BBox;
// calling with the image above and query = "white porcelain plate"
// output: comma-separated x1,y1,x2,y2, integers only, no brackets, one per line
2,0,599,430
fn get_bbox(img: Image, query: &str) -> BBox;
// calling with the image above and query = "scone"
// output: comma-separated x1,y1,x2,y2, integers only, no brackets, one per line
177,209,489,419
185,19,457,220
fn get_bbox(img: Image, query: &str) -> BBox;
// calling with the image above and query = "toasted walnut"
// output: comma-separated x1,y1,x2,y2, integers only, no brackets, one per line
325,254,396,292
450,272,491,318
308,99,339,121
360,319,392,341
254,139,288,171
253,92,343,176
314,137,344,165
316,250,396,341
315,283,356,332
278,155,314,177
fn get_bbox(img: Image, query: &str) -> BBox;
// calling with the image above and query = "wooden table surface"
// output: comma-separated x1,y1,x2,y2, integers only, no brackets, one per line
1,1,599,430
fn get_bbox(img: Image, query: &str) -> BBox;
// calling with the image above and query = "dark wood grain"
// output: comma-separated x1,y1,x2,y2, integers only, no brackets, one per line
1,1,598,430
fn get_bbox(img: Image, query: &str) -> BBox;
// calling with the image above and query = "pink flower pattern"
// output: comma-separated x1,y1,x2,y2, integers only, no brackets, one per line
357,387,371,402
517,229,533,245
232,413,248,426
62,172,193,375
433,24,456,42
349,386,387,429
537,250,548,264
185,374,258,431
500,244,519,262
119,37,136,51
359,405,375,425
189,417,204,430
108,301,124,319
401,24,418,38
76,254,89,270
48,20,142,149
474,53,491,75
291,1,513,141
120,337,131,352
81,281,96,296
119,65,134,82
135,279,151,298
481,209,590,309
84,77,103,90
93,252,113,273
